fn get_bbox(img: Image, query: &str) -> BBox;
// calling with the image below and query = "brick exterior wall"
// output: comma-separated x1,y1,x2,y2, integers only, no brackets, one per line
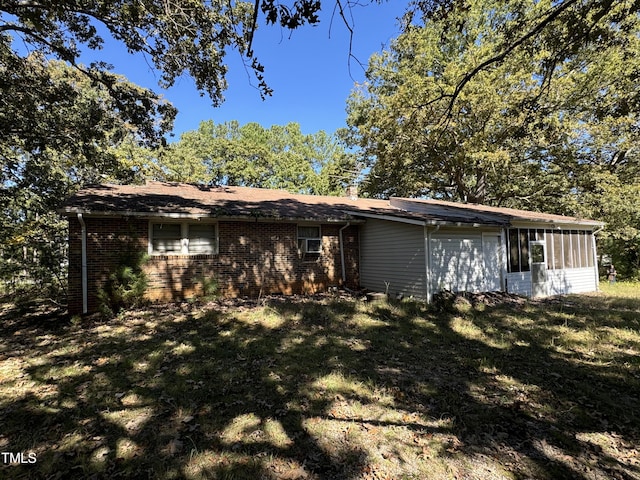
67,217,360,314
68,217,148,314
67,219,82,315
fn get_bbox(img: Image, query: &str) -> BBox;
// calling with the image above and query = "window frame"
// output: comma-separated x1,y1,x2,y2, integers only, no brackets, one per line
150,222,183,254
509,227,595,272
507,228,533,273
149,220,218,256
530,242,546,264
519,229,531,272
508,228,520,273
297,225,322,256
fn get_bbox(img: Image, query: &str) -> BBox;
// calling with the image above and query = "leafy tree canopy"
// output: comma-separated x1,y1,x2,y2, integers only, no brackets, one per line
2,0,639,146
0,0,358,294
150,120,358,196
0,1,367,123
406,0,640,112
347,0,640,276
4,0,640,292
0,58,156,294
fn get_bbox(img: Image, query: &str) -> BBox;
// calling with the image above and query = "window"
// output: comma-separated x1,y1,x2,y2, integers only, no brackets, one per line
298,225,322,254
585,231,594,267
188,224,217,254
531,243,545,263
571,230,581,268
508,229,520,272
150,222,218,255
545,230,554,269
581,231,591,268
507,228,531,272
563,231,573,268
553,231,563,269
152,223,182,254
519,230,530,272
509,228,595,272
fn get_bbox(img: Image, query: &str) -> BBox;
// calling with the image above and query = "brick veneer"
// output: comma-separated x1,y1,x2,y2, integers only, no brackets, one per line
68,217,148,314
67,217,360,314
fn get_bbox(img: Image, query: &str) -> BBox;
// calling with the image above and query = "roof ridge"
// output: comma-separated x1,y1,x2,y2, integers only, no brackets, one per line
60,183,602,227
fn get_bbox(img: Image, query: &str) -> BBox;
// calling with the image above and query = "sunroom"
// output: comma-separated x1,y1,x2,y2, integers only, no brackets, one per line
505,226,600,297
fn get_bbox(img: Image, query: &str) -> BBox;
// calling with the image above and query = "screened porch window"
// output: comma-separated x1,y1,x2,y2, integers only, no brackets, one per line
508,228,594,272
507,228,530,273
519,230,530,272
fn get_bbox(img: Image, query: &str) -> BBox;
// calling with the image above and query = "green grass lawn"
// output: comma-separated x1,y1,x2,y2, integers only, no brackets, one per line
1,285,639,479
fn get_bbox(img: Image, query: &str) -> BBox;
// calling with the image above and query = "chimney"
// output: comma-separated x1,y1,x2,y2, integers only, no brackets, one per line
346,184,358,200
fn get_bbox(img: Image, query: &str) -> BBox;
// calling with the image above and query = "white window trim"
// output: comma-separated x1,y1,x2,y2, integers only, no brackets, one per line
149,221,219,255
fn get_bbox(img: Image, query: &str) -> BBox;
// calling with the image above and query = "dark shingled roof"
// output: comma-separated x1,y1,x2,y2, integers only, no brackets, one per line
61,182,396,222
60,182,603,228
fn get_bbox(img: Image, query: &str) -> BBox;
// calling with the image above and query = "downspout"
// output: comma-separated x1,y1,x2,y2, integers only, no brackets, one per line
592,225,604,291
77,213,88,314
339,222,351,286
425,224,440,303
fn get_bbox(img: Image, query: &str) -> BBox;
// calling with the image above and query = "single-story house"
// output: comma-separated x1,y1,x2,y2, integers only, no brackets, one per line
60,182,604,314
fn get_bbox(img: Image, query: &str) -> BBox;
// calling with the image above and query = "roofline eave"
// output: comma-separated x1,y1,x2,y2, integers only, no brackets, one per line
58,208,365,224
343,210,508,228
509,219,605,229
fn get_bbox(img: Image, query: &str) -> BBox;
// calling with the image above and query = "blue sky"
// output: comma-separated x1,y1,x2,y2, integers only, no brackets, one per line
93,2,407,141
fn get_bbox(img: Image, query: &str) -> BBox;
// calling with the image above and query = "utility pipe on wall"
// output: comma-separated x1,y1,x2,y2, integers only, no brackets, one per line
77,213,88,314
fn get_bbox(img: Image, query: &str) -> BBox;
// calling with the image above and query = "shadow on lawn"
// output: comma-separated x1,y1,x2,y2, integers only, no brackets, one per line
1,293,639,479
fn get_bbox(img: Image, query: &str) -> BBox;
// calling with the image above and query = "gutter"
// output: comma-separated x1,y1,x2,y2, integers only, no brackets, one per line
339,222,351,285
61,209,366,225
77,213,88,314
342,210,506,228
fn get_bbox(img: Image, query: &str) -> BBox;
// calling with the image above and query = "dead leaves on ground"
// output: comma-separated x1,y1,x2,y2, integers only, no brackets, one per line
1,293,639,479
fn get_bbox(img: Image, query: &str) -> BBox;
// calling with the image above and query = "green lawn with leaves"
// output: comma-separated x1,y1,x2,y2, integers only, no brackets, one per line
1,284,639,479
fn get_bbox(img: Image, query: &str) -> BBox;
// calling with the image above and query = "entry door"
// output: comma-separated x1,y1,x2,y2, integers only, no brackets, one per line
530,241,548,297
482,234,503,291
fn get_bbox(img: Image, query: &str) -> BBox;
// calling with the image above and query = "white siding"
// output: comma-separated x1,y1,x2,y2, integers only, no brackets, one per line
506,272,532,296
508,268,598,296
430,231,486,294
360,219,599,301
359,219,427,298
482,233,504,291
547,268,598,295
